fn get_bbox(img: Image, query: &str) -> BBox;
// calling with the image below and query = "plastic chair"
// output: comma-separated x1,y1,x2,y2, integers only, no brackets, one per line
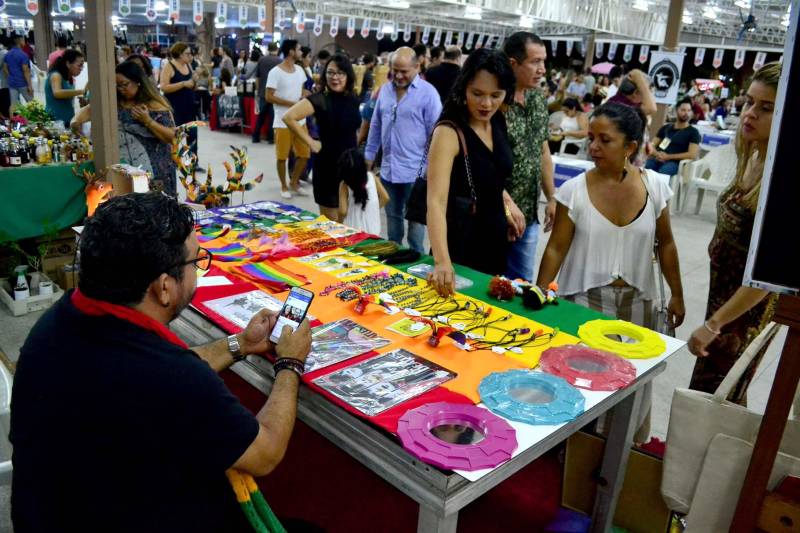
679,143,736,215
0,364,12,486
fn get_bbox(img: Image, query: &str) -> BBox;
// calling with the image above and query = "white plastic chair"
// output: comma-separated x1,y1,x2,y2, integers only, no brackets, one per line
680,143,737,215
0,363,12,486
558,138,587,159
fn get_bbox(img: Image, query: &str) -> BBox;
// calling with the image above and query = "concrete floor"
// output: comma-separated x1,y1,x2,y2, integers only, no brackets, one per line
0,125,788,530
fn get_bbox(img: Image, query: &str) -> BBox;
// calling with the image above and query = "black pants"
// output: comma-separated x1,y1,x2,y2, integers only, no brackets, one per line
0,88,10,119
252,97,274,142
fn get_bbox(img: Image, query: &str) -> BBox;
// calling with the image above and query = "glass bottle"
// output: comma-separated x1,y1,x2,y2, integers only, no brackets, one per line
0,140,9,167
35,138,50,164
9,141,22,167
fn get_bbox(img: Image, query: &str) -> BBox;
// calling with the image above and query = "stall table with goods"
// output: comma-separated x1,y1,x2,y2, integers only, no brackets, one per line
0,117,94,242
172,201,685,532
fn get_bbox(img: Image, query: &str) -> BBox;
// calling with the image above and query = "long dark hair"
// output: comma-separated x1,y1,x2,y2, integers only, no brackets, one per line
116,60,172,110
591,102,647,162
320,53,356,95
337,148,369,210
50,49,83,84
440,48,515,124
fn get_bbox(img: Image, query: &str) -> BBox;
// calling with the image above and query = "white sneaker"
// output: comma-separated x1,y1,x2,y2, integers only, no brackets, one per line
280,190,292,199
292,187,309,196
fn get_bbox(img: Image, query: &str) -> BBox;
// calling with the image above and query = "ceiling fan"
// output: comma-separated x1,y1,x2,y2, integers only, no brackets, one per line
738,3,758,40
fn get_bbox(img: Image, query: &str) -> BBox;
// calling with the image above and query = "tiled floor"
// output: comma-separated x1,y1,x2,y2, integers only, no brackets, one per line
0,125,789,531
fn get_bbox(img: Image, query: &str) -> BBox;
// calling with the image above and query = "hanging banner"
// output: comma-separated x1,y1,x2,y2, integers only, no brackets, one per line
694,47,706,66
329,15,339,38
346,16,356,38
595,42,604,59
376,20,385,40
403,23,412,42
456,32,464,48
638,45,650,63
25,0,39,15
444,30,453,46
734,48,746,69
238,5,248,28
216,2,227,25
623,43,634,62
258,5,267,30
433,28,442,46
57,0,71,15
712,49,724,68
648,50,685,104
465,32,474,50
295,10,305,33
143,0,156,21
421,26,431,44
608,42,618,60
169,0,180,22
753,51,767,70
313,13,323,36
577,41,585,57
119,0,131,16
567,40,575,56
275,6,284,29
391,22,399,42
360,17,370,38
193,0,203,25
553,40,561,55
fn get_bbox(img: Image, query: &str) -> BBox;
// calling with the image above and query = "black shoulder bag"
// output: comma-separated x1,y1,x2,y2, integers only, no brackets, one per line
404,120,476,226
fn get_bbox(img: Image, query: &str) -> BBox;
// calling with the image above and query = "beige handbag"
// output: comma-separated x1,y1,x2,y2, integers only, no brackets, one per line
660,322,800,513
683,433,800,532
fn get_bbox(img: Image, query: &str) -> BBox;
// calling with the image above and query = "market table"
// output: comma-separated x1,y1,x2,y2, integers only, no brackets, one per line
0,163,88,242
172,250,684,533
551,155,594,188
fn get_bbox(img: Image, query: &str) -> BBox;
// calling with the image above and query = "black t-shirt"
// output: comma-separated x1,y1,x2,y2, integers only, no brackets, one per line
425,63,461,104
10,293,259,533
655,123,701,155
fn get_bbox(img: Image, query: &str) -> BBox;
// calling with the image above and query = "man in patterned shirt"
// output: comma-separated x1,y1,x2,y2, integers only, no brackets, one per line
503,32,556,282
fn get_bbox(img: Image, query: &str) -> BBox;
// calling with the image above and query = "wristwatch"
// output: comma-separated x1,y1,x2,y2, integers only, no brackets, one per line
227,334,245,363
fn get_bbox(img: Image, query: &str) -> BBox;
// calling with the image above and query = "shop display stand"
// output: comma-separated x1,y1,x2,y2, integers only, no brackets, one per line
730,296,800,532
173,307,668,533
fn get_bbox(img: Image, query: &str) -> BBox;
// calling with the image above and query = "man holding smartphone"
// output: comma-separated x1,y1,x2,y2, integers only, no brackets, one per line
10,193,312,532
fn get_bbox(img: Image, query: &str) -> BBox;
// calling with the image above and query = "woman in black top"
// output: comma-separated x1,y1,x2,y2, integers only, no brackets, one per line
427,48,520,295
283,54,361,221
159,42,196,126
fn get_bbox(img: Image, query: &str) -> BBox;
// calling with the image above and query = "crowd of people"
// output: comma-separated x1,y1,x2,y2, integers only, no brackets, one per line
1,16,787,529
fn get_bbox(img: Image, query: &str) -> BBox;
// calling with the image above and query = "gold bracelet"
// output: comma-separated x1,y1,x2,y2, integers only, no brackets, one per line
504,204,512,217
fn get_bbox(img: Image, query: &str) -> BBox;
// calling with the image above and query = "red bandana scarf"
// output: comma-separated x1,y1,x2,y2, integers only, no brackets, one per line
71,289,188,349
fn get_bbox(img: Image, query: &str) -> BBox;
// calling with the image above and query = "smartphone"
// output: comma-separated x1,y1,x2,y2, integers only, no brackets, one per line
269,287,315,344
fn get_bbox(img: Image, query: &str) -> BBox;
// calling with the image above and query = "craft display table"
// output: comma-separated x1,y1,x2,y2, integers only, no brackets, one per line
551,156,594,188
173,231,685,532
0,163,88,242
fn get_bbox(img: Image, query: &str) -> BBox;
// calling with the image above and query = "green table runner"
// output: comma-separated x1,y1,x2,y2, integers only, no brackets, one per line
0,163,91,242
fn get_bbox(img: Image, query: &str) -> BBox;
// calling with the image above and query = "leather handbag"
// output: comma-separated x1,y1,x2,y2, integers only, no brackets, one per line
404,120,476,226
660,322,800,513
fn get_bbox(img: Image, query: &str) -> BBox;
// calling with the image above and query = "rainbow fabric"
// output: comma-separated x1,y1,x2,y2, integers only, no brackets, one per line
232,261,309,292
226,469,286,533
205,242,252,262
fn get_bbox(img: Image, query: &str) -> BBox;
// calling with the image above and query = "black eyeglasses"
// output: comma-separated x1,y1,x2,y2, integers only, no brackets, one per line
174,247,213,272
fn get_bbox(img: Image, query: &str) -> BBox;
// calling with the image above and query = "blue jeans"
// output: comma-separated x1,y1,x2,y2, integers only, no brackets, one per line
645,158,679,176
506,221,540,282
382,179,425,253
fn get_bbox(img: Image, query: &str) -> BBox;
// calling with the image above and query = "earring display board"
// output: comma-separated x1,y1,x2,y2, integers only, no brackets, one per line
539,345,637,391
479,370,585,425
578,319,666,359
398,402,517,471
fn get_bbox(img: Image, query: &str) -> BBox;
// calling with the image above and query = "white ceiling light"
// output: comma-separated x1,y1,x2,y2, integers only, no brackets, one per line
111,15,120,24
632,0,649,12
465,5,482,20
386,0,411,8
382,23,394,33
215,22,225,28
703,7,718,19
73,6,85,13
734,0,751,8
682,13,693,24
155,1,168,10
519,15,534,28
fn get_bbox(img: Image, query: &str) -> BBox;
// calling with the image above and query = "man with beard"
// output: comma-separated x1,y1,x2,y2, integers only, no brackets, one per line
365,46,441,253
10,193,312,532
645,97,700,177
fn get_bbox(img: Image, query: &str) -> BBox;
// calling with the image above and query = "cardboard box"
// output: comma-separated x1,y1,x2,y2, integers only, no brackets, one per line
57,265,79,291
562,431,671,533
0,274,64,316
42,255,76,282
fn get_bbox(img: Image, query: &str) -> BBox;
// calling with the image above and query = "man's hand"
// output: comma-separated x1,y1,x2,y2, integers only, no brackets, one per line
240,309,279,356
276,319,312,364
309,140,322,154
544,199,556,232
26,86,33,97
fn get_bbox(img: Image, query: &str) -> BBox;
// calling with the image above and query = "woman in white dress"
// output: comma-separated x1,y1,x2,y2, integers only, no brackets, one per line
337,148,388,235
